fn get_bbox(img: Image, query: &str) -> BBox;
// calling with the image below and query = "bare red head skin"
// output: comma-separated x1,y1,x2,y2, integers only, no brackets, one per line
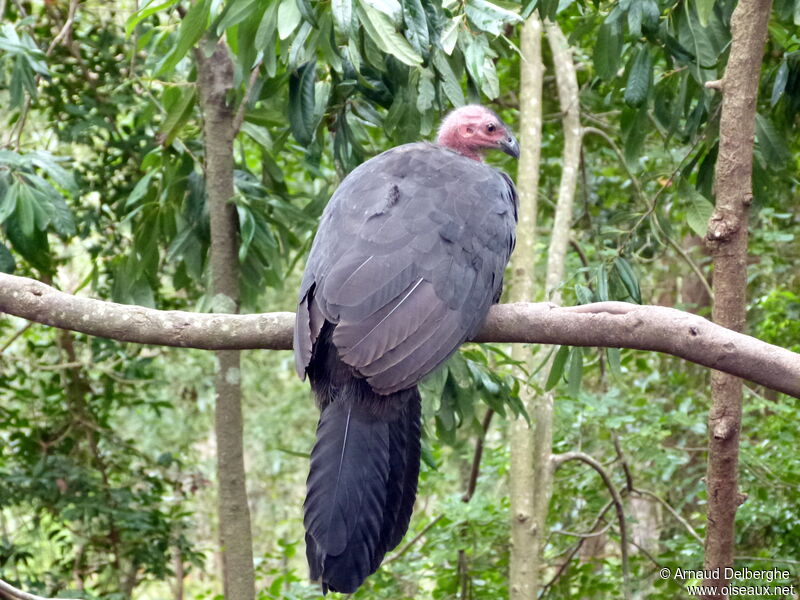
436,105,520,162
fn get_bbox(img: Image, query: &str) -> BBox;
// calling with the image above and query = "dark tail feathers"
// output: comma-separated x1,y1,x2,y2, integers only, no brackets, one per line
304,340,421,594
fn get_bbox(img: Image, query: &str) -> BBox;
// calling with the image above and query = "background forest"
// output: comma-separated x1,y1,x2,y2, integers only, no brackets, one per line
0,0,799,599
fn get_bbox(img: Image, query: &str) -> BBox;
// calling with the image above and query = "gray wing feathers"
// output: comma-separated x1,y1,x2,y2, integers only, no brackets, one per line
295,143,517,392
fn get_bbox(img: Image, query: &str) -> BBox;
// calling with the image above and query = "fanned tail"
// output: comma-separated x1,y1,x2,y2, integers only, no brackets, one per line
304,325,421,594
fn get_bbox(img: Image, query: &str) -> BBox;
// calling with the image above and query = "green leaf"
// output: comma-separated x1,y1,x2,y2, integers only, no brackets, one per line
332,0,353,35
288,61,317,145
255,1,278,50
240,122,273,149
237,204,256,261
771,60,789,107
0,241,15,273
624,46,652,107
545,345,570,391
433,51,465,106
358,1,423,67
464,37,486,91
160,86,196,146
622,105,648,167
680,178,714,237
566,347,583,397
614,257,642,304
575,283,593,305
594,19,622,81
14,181,35,237
596,263,609,301
126,0,180,36
607,347,621,377
295,0,317,26
29,152,77,194
440,16,460,55
5,216,50,273
695,0,715,26
0,179,18,224
215,0,260,34
755,113,791,167
402,0,430,58
417,68,436,112
278,0,302,39
126,171,156,209
627,1,642,37
155,0,209,76
465,0,522,36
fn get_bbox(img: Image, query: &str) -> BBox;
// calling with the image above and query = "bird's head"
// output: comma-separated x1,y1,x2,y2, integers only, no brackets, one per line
436,105,520,162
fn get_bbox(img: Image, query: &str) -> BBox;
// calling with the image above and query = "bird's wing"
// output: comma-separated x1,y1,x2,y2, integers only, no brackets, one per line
295,143,517,394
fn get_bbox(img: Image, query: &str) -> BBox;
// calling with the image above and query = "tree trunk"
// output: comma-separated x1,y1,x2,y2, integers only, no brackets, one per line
196,41,255,600
702,1,772,598
529,19,584,597
508,13,544,600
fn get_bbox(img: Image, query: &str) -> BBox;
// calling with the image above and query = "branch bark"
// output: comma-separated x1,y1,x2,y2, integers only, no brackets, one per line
196,41,255,600
702,1,772,597
0,578,78,600
1,274,799,398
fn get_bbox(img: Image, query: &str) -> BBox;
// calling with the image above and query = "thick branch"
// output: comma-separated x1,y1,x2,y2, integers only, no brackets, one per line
0,578,78,600
1,274,799,398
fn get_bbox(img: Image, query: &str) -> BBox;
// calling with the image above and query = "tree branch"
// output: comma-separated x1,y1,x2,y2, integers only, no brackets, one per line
1,272,799,398
0,578,79,600
552,451,630,600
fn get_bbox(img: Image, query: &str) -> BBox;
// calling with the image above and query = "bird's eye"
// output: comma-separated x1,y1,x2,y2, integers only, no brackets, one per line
487,123,496,133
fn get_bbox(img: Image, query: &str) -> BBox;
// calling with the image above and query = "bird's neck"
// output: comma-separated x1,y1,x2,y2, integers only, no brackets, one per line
436,131,484,162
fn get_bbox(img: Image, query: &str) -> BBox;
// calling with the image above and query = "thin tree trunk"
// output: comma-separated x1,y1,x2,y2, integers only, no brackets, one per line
702,1,772,598
196,42,255,600
508,13,544,600
529,19,584,598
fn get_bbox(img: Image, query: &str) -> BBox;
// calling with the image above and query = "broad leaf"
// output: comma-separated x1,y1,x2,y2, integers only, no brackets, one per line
594,19,622,81
624,46,652,107
682,180,714,237
278,0,302,39
288,61,317,145
358,1,423,67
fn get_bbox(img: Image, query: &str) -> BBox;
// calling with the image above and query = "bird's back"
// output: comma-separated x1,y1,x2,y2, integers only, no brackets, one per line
295,142,517,393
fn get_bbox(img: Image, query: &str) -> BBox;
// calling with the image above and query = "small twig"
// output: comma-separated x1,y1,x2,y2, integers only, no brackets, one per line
0,578,80,600
383,515,444,565
631,488,703,545
735,555,800,566
10,0,26,17
552,451,630,600
462,409,494,502
541,500,614,597
629,538,663,568
0,322,32,354
232,61,262,134
46,0,80,56
612,435,634,493
551,521,612,539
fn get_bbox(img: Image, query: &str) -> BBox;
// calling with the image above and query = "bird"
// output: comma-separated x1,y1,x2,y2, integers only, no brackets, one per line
294,104,519,594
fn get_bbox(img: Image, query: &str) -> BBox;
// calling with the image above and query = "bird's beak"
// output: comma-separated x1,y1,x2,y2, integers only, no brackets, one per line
499,132,520,159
